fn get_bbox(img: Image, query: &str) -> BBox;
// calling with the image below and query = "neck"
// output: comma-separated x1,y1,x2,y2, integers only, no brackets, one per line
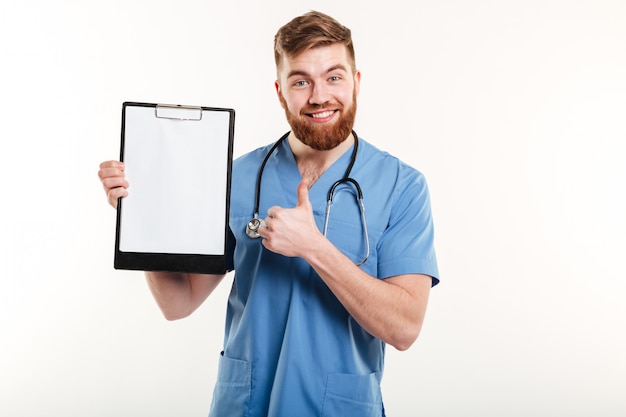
288,132,355,187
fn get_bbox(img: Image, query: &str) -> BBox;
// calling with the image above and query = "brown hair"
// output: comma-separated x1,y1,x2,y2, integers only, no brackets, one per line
274,11,356,73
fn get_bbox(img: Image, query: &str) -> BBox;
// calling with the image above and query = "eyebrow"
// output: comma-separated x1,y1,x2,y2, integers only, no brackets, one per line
286,64,350,79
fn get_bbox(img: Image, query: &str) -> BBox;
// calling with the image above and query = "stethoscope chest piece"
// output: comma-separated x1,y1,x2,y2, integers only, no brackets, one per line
246,217,266,239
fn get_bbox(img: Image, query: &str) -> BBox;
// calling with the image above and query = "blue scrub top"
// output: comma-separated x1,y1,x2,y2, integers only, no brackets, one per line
209,137,439,417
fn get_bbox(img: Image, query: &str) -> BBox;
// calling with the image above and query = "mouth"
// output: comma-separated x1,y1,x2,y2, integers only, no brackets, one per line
306,109,338,123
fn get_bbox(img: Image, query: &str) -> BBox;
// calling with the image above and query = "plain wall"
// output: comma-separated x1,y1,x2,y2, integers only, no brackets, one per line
1,0,625,416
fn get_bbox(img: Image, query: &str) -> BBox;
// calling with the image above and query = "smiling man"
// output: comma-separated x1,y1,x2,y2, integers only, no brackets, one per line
276,42,358,153
98,10,439,417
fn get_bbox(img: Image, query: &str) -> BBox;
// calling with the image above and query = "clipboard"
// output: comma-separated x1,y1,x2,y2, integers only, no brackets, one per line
114,102,235,274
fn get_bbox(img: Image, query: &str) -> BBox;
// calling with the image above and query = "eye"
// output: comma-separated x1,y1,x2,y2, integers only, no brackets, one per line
329,75,341,82
293,80,309,87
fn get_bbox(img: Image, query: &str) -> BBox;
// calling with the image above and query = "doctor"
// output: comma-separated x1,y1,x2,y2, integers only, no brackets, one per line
99,10,439,417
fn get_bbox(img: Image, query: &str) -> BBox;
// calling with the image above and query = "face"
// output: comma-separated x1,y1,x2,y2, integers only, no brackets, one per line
275,44,361,151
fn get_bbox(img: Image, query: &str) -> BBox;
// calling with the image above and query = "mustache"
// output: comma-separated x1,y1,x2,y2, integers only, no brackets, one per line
300,103,342,113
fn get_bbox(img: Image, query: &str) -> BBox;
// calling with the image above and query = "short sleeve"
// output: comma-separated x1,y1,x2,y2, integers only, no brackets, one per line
376,167,439,286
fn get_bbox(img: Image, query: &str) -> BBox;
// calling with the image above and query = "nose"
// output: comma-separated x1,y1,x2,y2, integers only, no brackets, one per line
309,83,330,105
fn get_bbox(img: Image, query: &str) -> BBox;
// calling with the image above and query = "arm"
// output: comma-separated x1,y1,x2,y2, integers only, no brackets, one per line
302,240,430,351
259,180,432,351
145,271,225,320
98,160,225,319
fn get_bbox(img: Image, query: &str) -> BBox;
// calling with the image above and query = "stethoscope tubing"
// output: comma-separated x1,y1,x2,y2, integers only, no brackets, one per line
251,132,290,221
323,177,370,266
246,130,369,265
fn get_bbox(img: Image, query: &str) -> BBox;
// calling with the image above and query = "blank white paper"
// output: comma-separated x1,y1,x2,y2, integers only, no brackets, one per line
119,105,230,255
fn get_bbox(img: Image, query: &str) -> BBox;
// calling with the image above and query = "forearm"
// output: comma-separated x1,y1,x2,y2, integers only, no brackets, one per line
304,237,431,351
259,180,432,349
145,271,225,320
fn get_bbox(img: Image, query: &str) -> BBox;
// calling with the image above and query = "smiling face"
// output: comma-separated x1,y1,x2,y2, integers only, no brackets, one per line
275,43,361,151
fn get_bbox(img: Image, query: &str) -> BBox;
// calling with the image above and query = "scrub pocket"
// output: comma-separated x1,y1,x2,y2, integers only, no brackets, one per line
321,372,384,417
208,354,251,417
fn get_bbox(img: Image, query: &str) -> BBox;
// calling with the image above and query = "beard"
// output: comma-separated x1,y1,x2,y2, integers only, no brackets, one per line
280,90,357,151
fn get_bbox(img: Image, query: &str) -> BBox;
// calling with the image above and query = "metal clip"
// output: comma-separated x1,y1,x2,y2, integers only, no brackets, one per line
155,104,203,121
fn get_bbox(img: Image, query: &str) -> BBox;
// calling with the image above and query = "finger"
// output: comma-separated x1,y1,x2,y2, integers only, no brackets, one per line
296,179,311,208
98,168,126,184
107,187,128,209
266,205,281,220
101,177,129,192
98,161,125,182
257,222,269,238
261,236,272,251
99,160,125,170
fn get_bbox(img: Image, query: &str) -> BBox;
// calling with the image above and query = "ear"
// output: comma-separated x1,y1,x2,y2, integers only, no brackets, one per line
353,70,362,98
275,80,286,109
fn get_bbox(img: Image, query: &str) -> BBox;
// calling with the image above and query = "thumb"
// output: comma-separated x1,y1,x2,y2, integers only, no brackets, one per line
296,178,311,208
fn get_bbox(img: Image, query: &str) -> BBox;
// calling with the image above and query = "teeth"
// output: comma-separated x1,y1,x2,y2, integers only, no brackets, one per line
311,111,334,119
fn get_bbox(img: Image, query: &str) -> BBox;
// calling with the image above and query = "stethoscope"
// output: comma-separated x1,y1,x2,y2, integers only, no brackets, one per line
246,130,370,266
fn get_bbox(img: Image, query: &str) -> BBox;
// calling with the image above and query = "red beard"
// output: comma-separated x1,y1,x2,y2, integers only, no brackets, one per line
280,91,357,151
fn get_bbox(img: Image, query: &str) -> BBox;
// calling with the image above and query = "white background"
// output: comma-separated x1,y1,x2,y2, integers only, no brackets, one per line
1,1,625,416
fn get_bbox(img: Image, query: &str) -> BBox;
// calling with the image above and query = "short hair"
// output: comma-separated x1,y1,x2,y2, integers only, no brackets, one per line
274,11,356,74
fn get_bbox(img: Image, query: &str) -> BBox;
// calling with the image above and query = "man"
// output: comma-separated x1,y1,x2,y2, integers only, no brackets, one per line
99,10,439,417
